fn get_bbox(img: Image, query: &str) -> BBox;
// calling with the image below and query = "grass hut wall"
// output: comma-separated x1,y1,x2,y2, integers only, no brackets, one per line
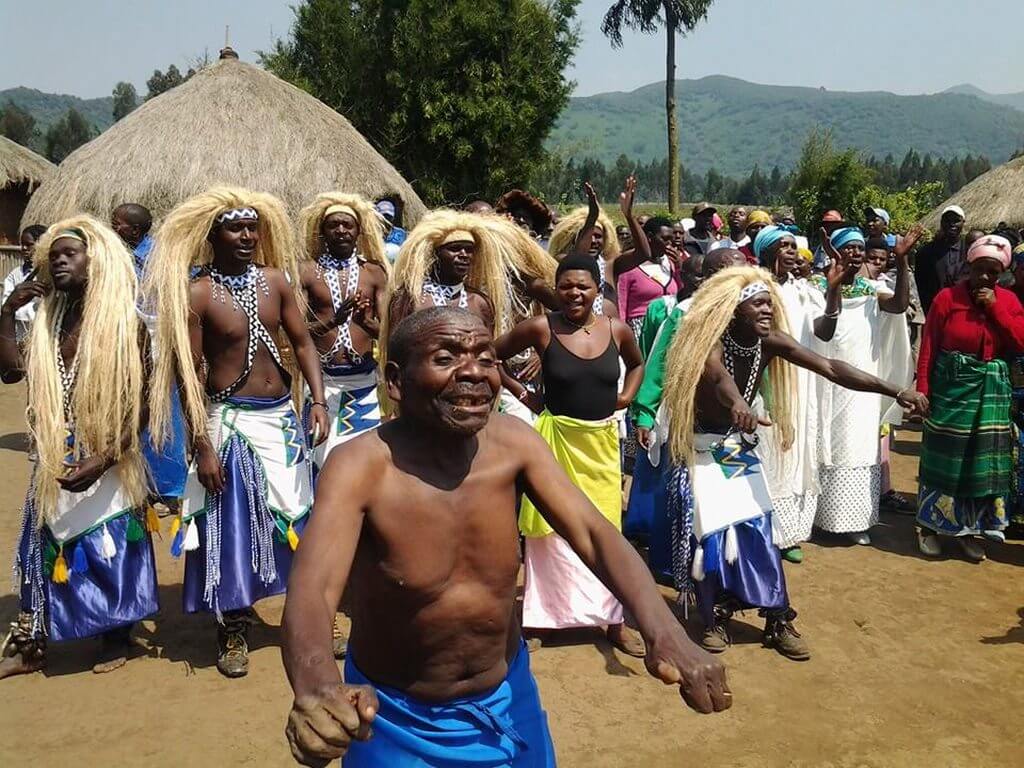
22,48,427,231
0,135,54,245
922,155,1024,232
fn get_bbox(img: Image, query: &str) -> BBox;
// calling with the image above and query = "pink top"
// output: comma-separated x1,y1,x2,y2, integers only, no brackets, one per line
617,264,679,321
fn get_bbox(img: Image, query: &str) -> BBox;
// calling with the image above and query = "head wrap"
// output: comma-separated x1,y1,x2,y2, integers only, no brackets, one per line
746,210,772,227
375,200,397,219
821,210,844,223
214,207,259,225
753,226,792,261
441,230,475,246
830,227,866,251
324,204,358,221
798,247,814,262
966,235,1012,270
738,281,770,304
1013,243,1024,267
54,227,87,245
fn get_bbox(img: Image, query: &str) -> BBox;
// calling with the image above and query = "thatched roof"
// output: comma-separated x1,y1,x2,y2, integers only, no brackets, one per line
23,49,426,227
922,155,1024,231
0,135,54,190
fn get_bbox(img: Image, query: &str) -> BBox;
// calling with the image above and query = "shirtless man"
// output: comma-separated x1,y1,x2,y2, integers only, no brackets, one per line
147,187,328,678
282,307,732,766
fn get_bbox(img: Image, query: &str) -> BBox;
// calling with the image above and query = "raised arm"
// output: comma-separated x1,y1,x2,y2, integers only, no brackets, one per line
613,176,651,280
283,441,378,766
570,182,601,257
493,315,547,362
812,231,847,341
767,331,928,415
877,225,923,314
512,420,731,714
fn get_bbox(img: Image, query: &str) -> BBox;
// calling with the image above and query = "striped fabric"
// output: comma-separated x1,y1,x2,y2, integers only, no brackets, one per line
919,351,1012,498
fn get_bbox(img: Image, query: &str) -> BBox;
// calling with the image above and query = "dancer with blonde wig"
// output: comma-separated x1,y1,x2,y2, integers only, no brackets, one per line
146,186,328,678
0,216,157,679
298,192,389,469
661,266,928,660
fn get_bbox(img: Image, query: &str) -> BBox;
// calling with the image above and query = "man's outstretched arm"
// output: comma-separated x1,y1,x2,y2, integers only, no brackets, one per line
282,443,378,767
514,420,732,715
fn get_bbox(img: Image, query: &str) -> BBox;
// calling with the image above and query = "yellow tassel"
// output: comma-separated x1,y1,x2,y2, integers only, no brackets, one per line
286,523,299,552
145,506,161,534
53,548,69,584
169,516,181,539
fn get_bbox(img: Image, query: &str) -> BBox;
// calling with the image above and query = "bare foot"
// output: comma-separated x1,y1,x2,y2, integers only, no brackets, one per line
0,651,45,679
607,623,646,657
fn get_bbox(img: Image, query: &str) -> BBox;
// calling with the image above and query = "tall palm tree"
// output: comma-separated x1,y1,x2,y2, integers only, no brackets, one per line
602,1,714,213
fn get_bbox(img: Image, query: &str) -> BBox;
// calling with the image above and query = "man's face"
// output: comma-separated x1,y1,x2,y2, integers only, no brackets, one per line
735,292,773,337
210,217,259,266
694,210,715,233
322,212,360,256
728,207,747,232
20,231,38,265
942,214,965,241
111,212,141,247
866,216,886,237
49,237,89,293
589,227,605,255
435,240,475,283
863,248,888,279
616,225,632,250
387,316,500,436
671,225,687,247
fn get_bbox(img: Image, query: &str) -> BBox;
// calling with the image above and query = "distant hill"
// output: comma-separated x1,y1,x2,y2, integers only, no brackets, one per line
549,76,1024,176
0,87,114,152
943,84,1024,113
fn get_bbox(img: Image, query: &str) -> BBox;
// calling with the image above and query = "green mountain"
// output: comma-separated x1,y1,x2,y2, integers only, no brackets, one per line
0,87,114,151
549,76,1024,177
943,83,1024,113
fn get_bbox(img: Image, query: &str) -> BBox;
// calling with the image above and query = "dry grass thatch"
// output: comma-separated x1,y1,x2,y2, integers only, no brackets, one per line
0,135,54,189
22,51,426,228
922,155,1024,231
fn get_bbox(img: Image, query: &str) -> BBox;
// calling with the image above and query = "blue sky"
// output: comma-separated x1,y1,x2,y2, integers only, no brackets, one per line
4,0,1023,98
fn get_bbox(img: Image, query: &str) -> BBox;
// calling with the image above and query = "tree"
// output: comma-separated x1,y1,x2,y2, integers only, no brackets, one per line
602,1,714,214
263,0,580,204
112,82,138,122
0,101,37,147
44,108,94,163
145,65,185,100
787,128,874,231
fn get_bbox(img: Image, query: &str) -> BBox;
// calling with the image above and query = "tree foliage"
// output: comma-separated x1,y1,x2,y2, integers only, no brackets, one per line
0,100,37,147
262,0,580,204
145,65,188,101
44,108,94,163
112,82,138,122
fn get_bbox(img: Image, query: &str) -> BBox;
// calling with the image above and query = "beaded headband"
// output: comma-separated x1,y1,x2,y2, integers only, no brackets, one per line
215,207,259,225
738,281,770,304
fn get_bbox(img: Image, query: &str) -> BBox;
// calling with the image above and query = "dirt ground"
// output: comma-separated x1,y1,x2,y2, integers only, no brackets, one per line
0,381,1022,768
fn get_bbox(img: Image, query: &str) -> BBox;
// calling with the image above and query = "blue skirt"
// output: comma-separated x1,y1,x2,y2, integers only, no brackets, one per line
694,514,789,626
19,513,159,642
343,641,556,767
625,451,672,582
142,385,188,499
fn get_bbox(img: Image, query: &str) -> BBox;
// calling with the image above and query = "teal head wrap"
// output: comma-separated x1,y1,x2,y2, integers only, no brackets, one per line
830,227,865,251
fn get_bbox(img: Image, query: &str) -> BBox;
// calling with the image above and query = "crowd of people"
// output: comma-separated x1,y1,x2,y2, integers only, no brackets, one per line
1,176,1022,766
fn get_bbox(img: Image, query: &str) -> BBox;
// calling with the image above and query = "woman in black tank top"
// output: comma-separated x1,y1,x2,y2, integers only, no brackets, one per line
494,252,646,658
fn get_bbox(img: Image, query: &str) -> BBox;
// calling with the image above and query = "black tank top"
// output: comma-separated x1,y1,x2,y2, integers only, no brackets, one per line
542,316,620,421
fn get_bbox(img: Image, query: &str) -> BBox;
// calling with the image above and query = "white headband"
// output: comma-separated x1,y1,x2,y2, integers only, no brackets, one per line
215,207,259,225
738,281,770,304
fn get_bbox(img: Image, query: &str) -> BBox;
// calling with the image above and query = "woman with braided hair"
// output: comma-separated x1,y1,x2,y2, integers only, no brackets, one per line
0,216,156,678
146,186,328,678
661,266,928,660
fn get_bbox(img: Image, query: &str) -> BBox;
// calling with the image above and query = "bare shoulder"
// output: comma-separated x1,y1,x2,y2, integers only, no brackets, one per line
361,261,387,284
261,265,288,288
298,260,317,286
318,426,390,494
188,274,211,312
609,315,631,338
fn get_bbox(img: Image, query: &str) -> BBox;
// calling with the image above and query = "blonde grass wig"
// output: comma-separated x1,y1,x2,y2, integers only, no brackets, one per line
297,191,390,274
547,206,621,260
27,216,148,523
145,186,302,448
663,266,795,469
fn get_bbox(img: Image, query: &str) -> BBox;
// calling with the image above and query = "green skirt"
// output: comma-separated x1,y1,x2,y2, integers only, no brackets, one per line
919,351,1012,499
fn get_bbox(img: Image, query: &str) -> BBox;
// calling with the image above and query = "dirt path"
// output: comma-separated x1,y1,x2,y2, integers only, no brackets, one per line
0,381,1021,767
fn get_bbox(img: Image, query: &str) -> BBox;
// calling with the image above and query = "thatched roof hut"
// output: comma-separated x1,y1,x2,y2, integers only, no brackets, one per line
0,135,54,244
922,155,1024,231
23,48,426,229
